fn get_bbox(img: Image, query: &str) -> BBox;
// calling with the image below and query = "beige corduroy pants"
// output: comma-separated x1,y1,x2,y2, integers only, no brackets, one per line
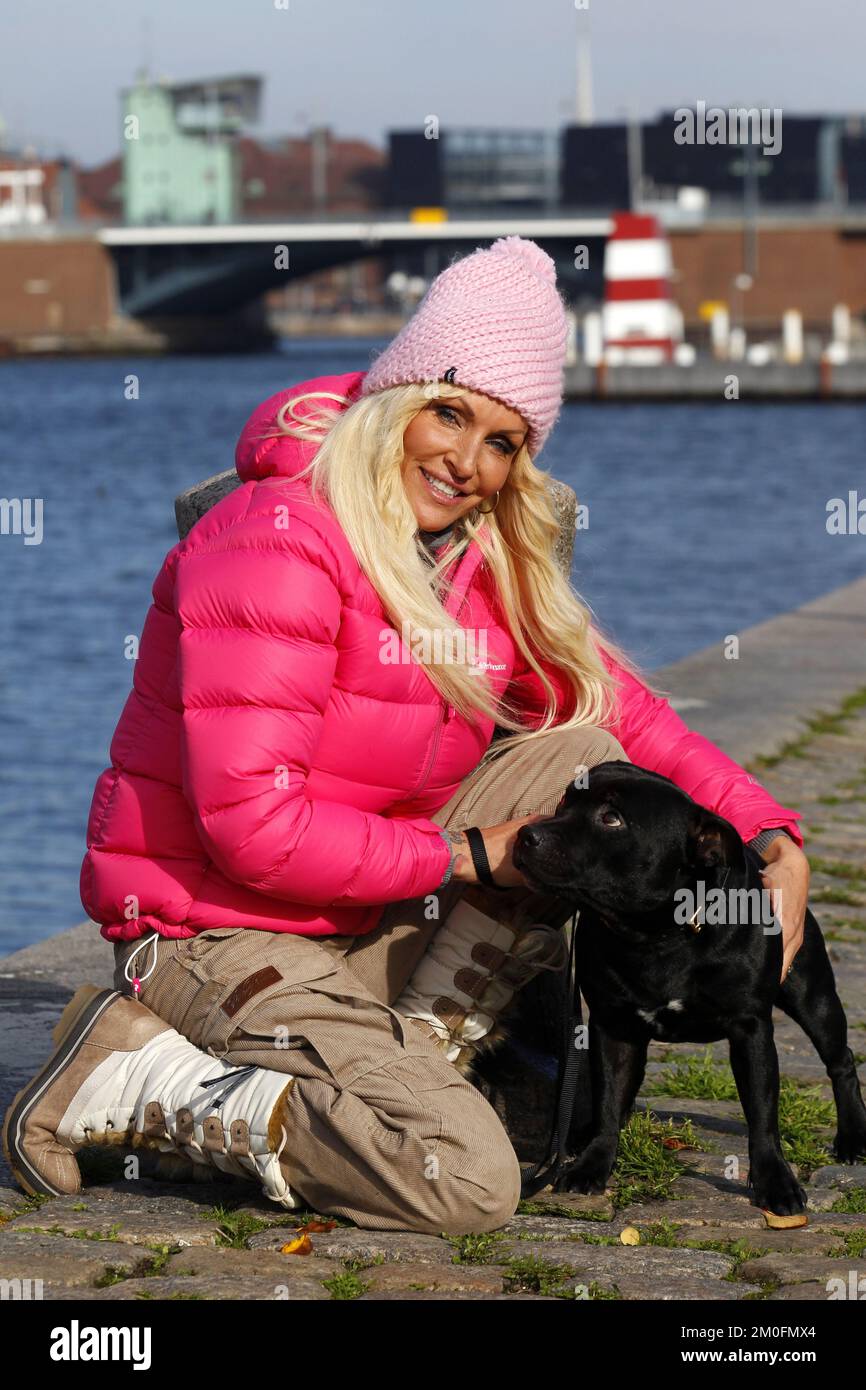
113,724,628,1233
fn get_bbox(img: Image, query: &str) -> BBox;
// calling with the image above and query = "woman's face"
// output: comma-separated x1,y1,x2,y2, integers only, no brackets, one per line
401,387,528,530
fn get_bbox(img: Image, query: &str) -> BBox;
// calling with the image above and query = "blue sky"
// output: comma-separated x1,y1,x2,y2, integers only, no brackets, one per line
2,0,863,165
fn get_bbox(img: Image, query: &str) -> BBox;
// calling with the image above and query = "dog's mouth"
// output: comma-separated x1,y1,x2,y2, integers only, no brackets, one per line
521,866,575,894
513,840,581,895
514,844,626,916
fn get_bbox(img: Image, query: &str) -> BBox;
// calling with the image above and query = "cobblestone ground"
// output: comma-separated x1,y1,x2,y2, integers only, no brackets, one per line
1,695,865,1302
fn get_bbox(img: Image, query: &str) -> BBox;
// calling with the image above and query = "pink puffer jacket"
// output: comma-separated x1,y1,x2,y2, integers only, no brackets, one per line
82,370,802,945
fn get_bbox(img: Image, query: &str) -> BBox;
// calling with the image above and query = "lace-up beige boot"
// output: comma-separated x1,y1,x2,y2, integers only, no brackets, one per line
3,986,299,1208
394,886,570,1076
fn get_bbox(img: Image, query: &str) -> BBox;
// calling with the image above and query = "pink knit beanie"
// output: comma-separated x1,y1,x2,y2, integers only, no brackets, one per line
360,236,569,457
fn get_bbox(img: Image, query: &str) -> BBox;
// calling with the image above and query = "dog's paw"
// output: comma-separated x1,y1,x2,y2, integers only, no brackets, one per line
750,1162,807,1217
833,1126,866,1164
552,1154,613,1196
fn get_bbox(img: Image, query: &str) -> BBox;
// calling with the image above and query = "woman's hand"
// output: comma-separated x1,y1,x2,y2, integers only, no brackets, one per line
759,837,811,983
450,816,544,887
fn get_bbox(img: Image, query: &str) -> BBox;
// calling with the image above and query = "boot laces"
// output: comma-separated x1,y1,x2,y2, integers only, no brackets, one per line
197,1064,258,1108
436,925,569,1061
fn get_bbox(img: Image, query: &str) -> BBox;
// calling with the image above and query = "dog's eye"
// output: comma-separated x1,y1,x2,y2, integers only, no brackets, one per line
599,808,623,828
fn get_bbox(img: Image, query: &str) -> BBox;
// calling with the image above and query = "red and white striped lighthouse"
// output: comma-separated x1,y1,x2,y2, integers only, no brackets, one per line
602,213,682,364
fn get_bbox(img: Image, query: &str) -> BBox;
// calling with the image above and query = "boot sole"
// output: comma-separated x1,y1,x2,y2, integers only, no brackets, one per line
2,987,124,1199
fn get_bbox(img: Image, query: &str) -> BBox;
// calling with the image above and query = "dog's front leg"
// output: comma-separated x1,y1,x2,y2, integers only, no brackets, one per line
553,1023,647,1195
727,1017,807,1216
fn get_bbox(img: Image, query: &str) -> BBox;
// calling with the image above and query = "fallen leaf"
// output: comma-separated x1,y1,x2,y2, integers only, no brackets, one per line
620,1226,641,1245
761,1210,809,1230
661,1138,692,1151
297,1220,337,1234
281,1233,313,1255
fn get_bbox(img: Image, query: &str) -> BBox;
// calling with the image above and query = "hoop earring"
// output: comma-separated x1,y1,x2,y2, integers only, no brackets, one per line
477,490,500,515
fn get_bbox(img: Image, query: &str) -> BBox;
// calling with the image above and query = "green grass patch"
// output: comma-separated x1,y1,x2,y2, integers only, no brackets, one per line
448,1231,507,1265
777,1083,834,1177
341,1253,386,1271
199,1202,302,1250
812,887,864,907
0,1192,52,1228
502,1253,620,1299
741,1279,781,1300
583,1279,621,1299
93,1265,132,1289
609,1111,701,1210
636,1218,682,1247
829,1187,866,1213
828,1229,866,1258
92,1241,179,1288
808,857,866,884
322,1270,371,1300
212,1213,274,1249
644,1051,834,1179
747,689,866,770
684,1236,770,1278
15,1222,123,1243
10,1193,50,1213
644,1048,737,1101
141,1243,174,1277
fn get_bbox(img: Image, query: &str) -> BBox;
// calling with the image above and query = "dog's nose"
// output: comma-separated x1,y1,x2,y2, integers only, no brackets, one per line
519,825,544,849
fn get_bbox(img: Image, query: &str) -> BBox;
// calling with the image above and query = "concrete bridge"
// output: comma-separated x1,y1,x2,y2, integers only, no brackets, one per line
98,215,613,320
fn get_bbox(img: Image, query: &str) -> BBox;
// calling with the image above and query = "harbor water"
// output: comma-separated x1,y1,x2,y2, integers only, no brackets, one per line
1,338,865,953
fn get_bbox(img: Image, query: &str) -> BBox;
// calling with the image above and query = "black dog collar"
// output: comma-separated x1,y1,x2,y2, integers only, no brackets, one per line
596,865,733,936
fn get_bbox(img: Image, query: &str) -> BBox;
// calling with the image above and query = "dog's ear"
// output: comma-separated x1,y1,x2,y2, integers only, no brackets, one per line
686,808,746,875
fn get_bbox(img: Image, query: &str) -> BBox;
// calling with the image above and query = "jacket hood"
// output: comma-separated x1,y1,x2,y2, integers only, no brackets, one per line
235,370,367,484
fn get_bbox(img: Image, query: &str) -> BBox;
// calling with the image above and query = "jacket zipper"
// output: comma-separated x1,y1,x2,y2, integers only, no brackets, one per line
411,701,452,800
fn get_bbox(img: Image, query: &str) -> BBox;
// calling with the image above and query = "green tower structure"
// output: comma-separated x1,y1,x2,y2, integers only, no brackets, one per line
121,72,262,225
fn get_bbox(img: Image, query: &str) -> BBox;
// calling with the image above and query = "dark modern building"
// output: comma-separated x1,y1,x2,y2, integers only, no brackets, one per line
384,112,866,214
385,127,560,212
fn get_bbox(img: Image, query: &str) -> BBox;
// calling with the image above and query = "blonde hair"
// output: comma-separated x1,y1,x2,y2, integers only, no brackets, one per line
259,381,668,768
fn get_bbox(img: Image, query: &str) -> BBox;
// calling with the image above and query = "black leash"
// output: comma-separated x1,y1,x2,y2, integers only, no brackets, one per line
462,827,586,1198
519,909,583,1199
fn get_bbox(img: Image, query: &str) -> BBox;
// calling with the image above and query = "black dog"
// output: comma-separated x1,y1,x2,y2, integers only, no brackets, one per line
512,761,866,1216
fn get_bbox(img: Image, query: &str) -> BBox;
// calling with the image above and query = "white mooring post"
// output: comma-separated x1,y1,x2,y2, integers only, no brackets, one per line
582,311,603,367
832,303,851,345
782,309,804,365
728,327,746,361
710,306,730,360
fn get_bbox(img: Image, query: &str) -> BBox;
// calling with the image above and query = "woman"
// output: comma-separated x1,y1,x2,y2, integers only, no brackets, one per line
4,237,809,1236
